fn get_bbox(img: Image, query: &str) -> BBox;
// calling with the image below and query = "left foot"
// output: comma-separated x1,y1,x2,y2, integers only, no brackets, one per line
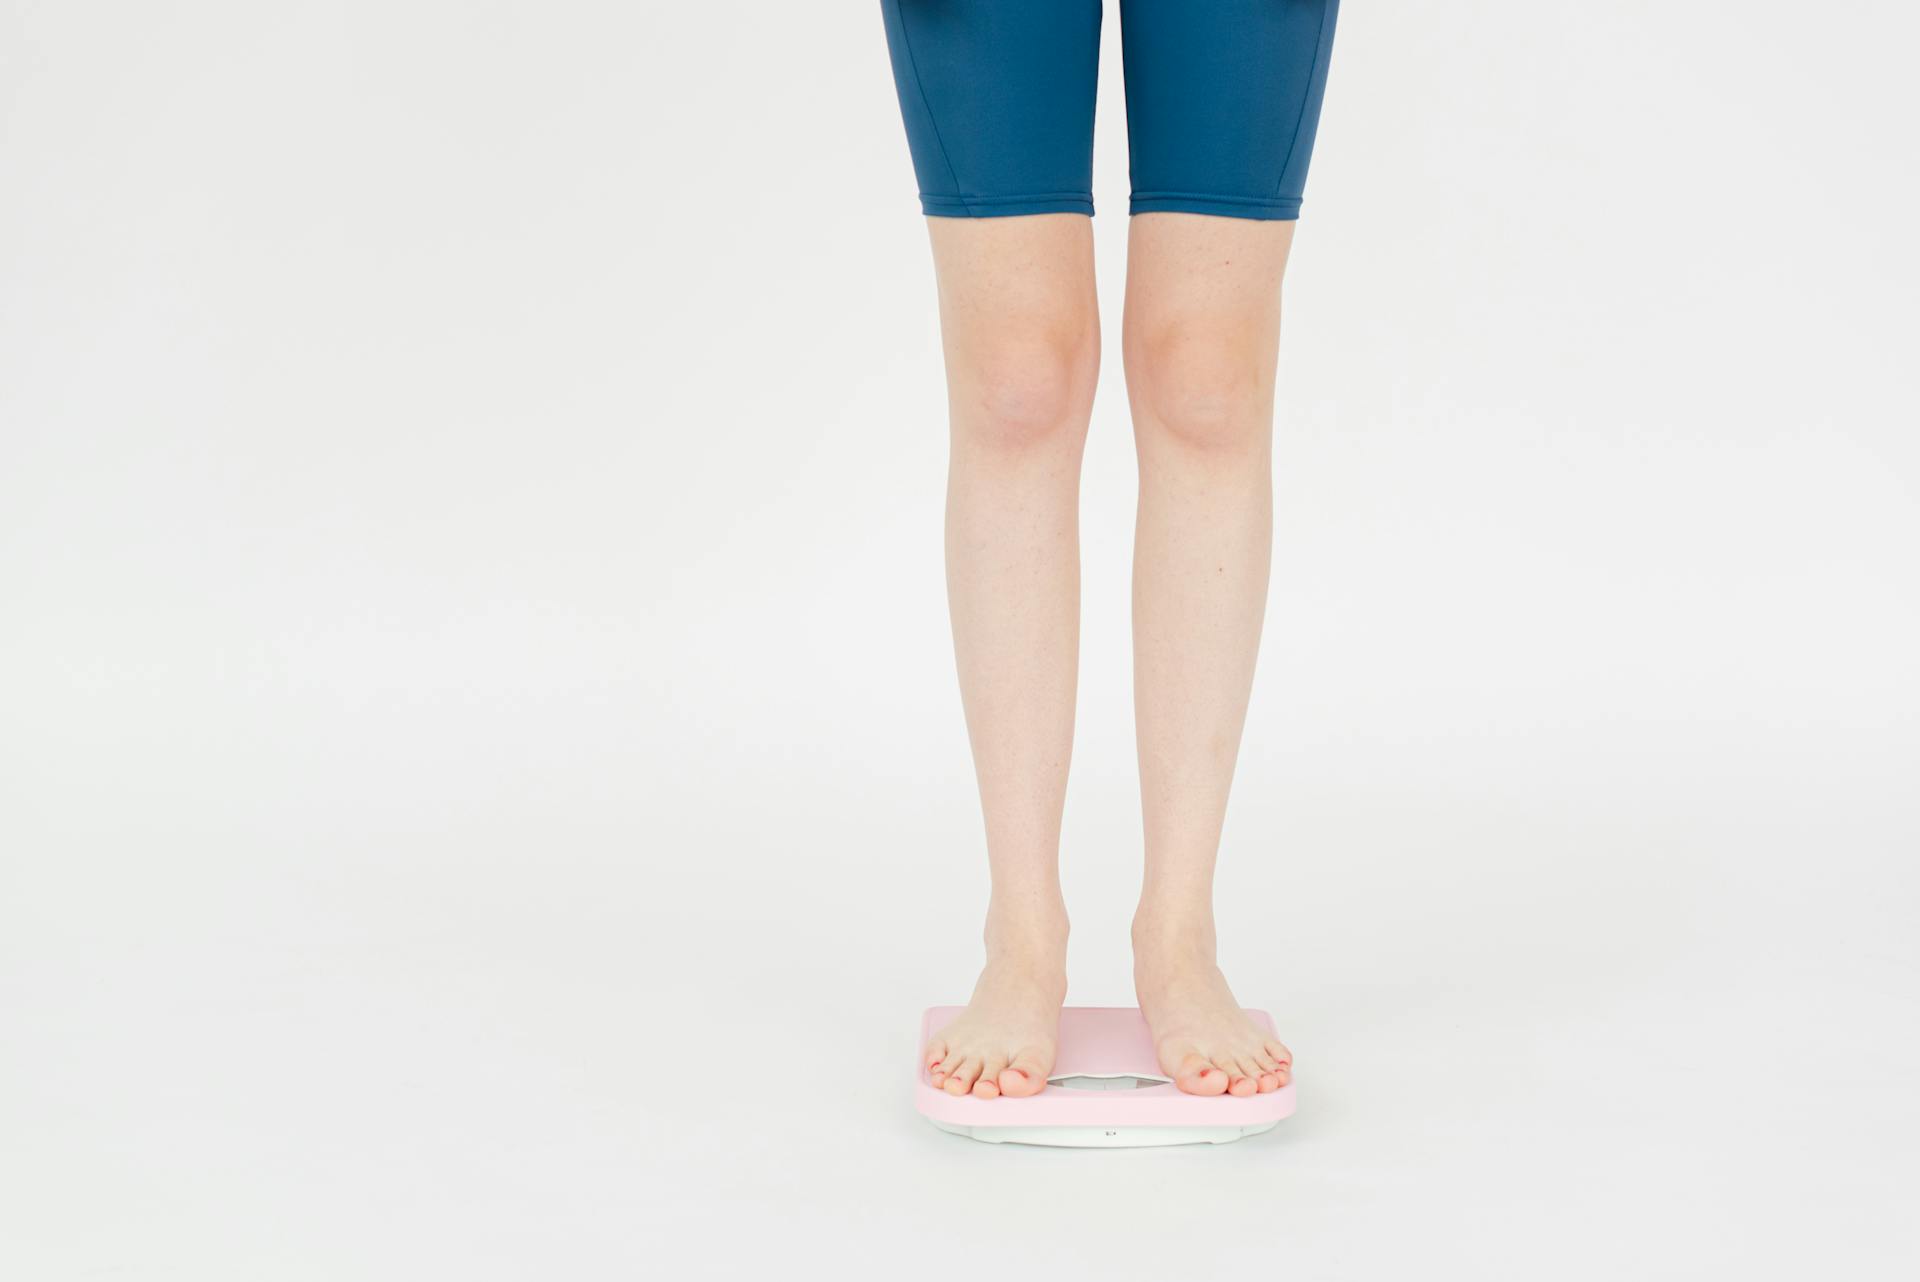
1133,912,1292,1097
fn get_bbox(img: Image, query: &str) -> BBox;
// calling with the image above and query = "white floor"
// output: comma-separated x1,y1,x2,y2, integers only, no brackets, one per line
3,737,1915,1279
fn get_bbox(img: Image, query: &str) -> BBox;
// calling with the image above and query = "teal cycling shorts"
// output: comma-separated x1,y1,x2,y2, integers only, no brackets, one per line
880,0,1339,220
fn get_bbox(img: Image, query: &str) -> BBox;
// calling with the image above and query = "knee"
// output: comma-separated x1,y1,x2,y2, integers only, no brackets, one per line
1125,323,1271,455
949,318,1099,454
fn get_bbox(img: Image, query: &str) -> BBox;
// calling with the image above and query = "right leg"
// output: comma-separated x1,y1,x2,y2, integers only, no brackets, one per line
880,0,1104,1099
921,214,1100,1100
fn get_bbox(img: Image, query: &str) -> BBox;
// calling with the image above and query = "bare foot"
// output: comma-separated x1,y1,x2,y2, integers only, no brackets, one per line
1133,911,1292,1098
924,906,1068,1100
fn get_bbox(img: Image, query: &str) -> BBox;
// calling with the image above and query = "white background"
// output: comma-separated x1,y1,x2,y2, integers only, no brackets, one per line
3,2,1917,1278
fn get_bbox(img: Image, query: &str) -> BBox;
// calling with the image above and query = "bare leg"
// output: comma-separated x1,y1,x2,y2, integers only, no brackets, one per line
918,215,1099,1100
1123,213,1297,1098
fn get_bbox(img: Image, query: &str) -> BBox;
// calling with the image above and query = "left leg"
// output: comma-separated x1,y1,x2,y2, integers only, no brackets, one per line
1116,0,1339,1100
1124,212,1296,1099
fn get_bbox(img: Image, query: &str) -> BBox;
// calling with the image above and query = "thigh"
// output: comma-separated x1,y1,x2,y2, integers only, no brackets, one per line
1124,215,1294,331
880,0,1103,218
1120,0,1339,220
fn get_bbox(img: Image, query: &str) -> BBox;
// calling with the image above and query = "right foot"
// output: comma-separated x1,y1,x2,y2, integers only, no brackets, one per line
924,912,1067,1100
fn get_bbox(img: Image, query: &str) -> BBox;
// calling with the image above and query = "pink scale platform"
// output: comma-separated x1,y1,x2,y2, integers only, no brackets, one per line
917,1005,1294,1148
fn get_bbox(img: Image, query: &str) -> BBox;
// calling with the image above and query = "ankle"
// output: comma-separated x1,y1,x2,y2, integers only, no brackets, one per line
1131,899,1218,964
983,893,1070,963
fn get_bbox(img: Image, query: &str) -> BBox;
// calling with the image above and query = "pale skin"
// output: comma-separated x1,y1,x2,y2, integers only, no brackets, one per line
922,212,1297,1100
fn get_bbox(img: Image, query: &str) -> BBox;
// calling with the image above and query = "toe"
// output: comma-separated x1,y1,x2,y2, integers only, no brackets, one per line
1256,1072,1281,1093
976,1053,1009,1099
925,1040,947,1071
996,1068,1039,1097
999,1047,1050,1097
1172,1053,1230,1096
1227,1074,1258,1097
944,1057,982,1096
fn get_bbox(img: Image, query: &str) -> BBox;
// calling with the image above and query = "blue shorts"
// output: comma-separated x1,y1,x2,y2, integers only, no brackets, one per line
880,0,1339,220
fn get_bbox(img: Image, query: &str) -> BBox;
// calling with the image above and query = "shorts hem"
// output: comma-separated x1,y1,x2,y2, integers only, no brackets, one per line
1129,192,1303,221
921,192,1096,218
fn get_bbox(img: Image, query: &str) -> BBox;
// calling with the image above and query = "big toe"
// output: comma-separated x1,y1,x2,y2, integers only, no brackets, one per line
1171,1052,1230,1096
998,1048,1052,1098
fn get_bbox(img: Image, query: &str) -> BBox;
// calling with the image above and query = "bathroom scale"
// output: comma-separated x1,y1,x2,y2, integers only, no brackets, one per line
916,1005,1294,1148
